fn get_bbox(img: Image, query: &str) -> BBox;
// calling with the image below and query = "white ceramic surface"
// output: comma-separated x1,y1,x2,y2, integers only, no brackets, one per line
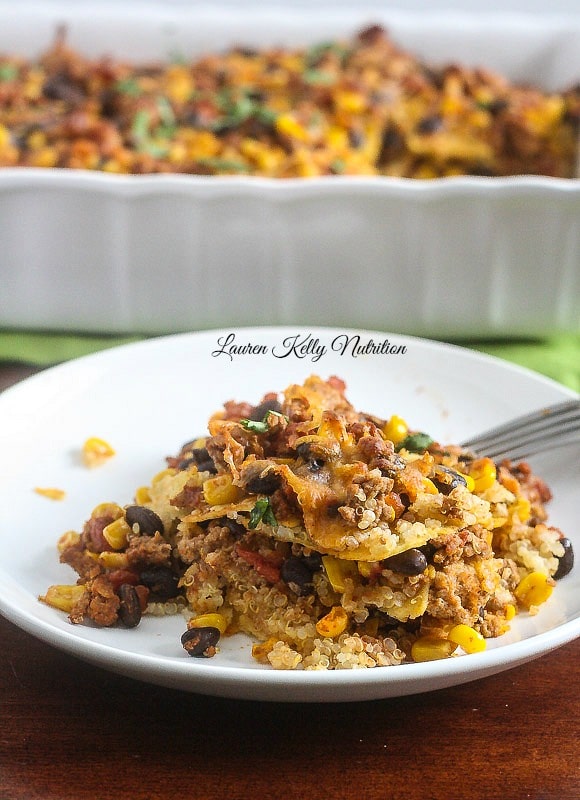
0,327,578,702
0,2,579,337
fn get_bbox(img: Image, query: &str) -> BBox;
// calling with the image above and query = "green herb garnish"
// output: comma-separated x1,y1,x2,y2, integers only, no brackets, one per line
240,411,288,433
302,69,336,86
156,96,176,128
248,498,277,529
305,41,350,68
396,432,435,454
0,63,18,82
115,78,142,97
130,109,171,157
131,109,151,141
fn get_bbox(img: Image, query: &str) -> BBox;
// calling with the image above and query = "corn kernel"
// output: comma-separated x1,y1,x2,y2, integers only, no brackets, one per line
322,555,356,593
514,571,554,609
203,474,243,506
102,159,124,174
34,487,66,501
0,124,10,149
82,437,115,468
30,147,59,168
448,624,487,654
514,497,531,523
458,471,475,492
411,636,458,662
357,560,375,579
316,606,349,638
252,637,279,664
102,517,131,550
27,130,46,150
39,584,85,613
151,468,177,484
188,612,228,635
469,458,497,493
421,477,439,494
327,125,348,149
335,90,366,114
275,113,309,142
134,486,152,505
92,502,124,520
383,415,409,446
99,551,129,569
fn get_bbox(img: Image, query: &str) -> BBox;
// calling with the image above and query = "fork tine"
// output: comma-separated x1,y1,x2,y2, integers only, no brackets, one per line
461,399,580,460
476,422,580,461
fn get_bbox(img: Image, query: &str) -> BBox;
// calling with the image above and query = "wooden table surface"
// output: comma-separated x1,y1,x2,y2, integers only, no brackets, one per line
1,363,578,800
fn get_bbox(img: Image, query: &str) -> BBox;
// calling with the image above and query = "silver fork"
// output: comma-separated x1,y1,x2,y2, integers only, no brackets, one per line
460,398,580,461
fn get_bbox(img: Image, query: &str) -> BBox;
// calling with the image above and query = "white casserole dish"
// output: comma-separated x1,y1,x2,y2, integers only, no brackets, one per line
1,1,579,338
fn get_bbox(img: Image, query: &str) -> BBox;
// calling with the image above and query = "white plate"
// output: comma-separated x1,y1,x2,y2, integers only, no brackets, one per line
0,327,578,702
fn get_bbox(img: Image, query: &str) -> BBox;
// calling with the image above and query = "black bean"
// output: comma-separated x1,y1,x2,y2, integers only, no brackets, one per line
195,459,218,475
217,517,247,538
140,567,180,599
125,505,165,536
377,124,404,163
384,548,427,576
186,447,217,473
42,72,85,104
181,626,220,657
117,584,142,628
295,442,312,460
244,471,281,495
189,446,209,462
348,128,364,148
554,538,574,580
295,443,326,472
485,98,509,115
177,456,196,470
416,115,443,134
399,492,411,508
249,398,282,421
281,557,314,596
431,466,468,495
303,552,323,572
419,542,437,563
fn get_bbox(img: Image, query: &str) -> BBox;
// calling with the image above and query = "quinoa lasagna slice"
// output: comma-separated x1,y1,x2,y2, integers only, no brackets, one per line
43,375,573,670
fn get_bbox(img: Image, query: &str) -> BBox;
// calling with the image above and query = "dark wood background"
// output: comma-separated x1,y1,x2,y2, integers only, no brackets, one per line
1,364,578,800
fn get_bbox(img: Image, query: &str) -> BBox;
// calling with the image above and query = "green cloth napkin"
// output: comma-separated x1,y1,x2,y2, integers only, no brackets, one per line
0,330,579,393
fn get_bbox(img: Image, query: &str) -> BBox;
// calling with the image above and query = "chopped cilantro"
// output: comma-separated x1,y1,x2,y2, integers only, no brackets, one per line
248,498,277,529
0,63,18,82
396,432,435,454
305,41,350,68
210,92,277,132
240,419,269,434
131,109,170,157
131,109,151,141
156,96,176,128
115,78,142,97
302,69,336,86
240,411,288,433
